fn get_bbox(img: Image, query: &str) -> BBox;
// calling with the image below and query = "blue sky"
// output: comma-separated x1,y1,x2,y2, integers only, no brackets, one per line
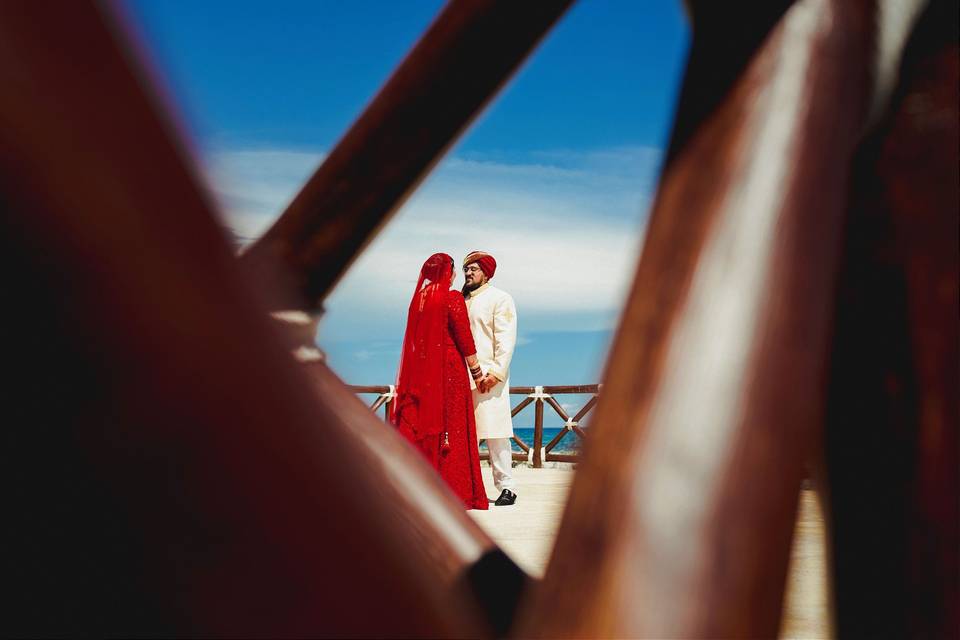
125,0,690,387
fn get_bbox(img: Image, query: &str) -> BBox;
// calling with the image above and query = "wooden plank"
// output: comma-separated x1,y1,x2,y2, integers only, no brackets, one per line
822,3,959,636
542,429,572,455
541,384,600,394
544,396,570,422
570,396,598,423
349,384,392,394
520,2,880,637
0,3,497,636
510,396,535,418
510,435,531,454
532,400,544,469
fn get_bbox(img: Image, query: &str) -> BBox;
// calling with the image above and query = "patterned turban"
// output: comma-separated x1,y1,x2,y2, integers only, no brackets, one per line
463,251,497,278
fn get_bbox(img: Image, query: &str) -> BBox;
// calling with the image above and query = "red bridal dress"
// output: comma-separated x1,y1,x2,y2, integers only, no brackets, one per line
394,254,488,510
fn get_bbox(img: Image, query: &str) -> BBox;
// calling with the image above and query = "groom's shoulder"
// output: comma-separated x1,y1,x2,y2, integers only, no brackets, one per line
489,285,515,303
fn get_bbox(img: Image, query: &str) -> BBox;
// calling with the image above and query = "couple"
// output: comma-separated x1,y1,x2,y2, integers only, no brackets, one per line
393,251,518,510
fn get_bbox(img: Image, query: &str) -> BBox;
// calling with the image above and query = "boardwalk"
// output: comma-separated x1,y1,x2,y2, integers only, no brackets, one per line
470,466,830,639
469,466,574,576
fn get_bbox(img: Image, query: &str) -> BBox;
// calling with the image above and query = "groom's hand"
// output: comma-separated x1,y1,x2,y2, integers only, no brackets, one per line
478,373,498,393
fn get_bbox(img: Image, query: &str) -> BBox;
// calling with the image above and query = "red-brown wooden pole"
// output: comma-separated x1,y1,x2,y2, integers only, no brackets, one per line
511,396,535,417
822,3,959,636
520,1,881,637
0,2,496,636
533,396,544,469
384,393,395,422
570,395,598,423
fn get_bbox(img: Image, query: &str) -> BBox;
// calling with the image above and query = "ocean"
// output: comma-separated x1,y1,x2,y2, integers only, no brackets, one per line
357,393,587,455
481,427,582,454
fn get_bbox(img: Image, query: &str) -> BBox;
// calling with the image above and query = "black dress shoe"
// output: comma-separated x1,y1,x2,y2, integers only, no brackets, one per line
494,489,517,506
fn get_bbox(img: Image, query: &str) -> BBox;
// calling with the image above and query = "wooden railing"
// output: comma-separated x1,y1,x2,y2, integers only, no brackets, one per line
12,0,952,635
350,384,600,468
351,385,398,420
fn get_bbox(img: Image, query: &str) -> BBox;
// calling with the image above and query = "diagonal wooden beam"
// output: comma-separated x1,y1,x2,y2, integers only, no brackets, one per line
822,2,958,636
0,2,499,636
518,1,901,637
238,0,574,310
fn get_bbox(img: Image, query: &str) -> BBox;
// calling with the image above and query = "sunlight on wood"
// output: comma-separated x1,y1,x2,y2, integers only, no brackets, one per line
779,489,832,639
471,467,832,638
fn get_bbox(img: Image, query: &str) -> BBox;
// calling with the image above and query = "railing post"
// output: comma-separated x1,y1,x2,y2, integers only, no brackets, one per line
533,386,544,468
384,384,397,422
353,383,599,464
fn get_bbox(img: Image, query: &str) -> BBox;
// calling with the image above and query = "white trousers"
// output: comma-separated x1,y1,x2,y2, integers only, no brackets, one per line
486,437,515,491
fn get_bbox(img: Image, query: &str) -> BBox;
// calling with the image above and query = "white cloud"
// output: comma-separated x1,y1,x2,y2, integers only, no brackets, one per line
203,148,326,239
202,145,660,341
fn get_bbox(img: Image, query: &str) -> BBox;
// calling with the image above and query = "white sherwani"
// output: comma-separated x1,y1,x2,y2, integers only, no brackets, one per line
465,283,517,439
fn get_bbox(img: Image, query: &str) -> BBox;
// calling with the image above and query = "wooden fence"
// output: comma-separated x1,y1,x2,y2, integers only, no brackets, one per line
8,0,956,636
350,384,600,467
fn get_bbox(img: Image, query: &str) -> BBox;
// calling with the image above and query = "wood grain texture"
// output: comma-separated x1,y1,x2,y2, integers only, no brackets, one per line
0,2,496,636
519,1,876,637
823,2,959,636
3,0,954,636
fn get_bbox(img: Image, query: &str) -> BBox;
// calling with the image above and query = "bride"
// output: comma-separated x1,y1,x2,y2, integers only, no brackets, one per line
392,253,488,510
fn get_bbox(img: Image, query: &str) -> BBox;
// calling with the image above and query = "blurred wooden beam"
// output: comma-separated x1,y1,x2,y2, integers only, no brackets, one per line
519,1,884,637
0,2,497,636
238,0,574,310
671,0,794,162
822,2,959,636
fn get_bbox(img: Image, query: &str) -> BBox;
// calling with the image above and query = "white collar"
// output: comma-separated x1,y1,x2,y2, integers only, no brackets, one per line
465,282,491,299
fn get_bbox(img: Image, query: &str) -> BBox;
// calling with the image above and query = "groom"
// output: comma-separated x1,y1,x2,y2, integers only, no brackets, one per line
462,251,518,506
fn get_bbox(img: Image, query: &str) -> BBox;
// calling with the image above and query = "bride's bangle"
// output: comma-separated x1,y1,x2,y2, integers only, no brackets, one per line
470,365,483,380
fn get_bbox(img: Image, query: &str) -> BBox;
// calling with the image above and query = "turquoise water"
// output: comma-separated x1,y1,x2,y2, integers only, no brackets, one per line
481,427,582,454
358,393,587,455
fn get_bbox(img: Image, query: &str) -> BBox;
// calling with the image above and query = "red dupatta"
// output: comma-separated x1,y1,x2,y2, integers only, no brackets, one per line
393,253,454,440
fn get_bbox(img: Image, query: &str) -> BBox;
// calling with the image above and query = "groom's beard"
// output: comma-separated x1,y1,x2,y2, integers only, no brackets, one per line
462,281,482,294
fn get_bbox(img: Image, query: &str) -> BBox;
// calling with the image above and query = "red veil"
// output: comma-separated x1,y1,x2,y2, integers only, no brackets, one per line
393,253,454,441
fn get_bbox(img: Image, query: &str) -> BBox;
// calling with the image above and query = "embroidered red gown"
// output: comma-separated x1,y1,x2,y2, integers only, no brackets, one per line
398,289,488,510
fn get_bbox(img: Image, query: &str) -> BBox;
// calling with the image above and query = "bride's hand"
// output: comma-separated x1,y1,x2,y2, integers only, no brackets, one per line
478,373,497,393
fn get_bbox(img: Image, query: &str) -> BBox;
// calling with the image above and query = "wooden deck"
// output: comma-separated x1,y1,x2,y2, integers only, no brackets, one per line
470,466,831,639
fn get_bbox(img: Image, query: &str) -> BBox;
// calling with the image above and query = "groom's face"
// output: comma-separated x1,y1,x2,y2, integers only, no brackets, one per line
463,263,487,290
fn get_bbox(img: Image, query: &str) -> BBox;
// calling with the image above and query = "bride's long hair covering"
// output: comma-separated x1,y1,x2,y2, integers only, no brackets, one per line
393,253,455,439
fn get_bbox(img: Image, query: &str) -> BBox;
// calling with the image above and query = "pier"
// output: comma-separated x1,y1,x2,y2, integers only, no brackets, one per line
355,384,830,638
471,465,830,639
